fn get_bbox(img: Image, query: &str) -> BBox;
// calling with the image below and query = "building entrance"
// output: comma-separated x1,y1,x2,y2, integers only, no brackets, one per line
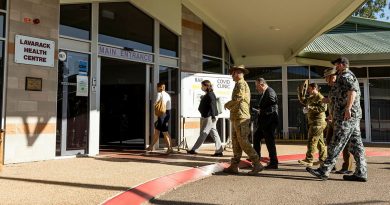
99,57,149,149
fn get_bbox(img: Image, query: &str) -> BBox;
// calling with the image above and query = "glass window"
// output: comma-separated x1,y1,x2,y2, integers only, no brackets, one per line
99,2,154,53
60,4,91,40
350,67,367,78
160,25,178,57
246,67,282,80
248,81,283,139
310,66,327,79
203,24,222,57
368,66,390,78
0,41,4,125
224,44,230,61
369,79,390,142
288,66,309,79
159,66,179,141
0,0,6,10
203,56,222,73
288,81,307,140
0,13,5,38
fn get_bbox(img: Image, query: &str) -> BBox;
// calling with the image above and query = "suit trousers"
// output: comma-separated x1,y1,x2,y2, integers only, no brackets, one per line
254,114,278,165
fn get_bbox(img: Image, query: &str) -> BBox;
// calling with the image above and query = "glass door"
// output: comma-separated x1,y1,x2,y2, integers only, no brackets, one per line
56,51,90,156
368,79,390,142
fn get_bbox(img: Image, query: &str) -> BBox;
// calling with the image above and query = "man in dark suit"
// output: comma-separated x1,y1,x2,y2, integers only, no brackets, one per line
253,78,279,169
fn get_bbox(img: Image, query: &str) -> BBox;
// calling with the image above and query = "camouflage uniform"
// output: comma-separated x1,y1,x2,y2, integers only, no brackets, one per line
325,88,353,172
225,78,260,165
298,91,327,163
320,68,367,179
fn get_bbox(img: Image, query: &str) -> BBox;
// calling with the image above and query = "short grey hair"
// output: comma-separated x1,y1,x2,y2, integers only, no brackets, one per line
256,78,267,85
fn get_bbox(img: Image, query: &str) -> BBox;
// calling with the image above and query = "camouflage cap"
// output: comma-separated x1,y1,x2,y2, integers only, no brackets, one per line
331,56,349,65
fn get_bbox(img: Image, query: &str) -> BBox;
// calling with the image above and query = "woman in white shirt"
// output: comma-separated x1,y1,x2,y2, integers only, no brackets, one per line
146,82,173,154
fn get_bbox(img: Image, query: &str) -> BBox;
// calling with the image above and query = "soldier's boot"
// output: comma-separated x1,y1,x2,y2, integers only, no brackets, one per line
247,162,264,175
223,163,239,174
298,159,313,167
313,160,324,166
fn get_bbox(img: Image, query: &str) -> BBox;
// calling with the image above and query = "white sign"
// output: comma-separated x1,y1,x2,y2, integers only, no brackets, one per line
58,51,67,61
15,35,55,67
98,45,153,63
76,75,89,97
181,72,234,118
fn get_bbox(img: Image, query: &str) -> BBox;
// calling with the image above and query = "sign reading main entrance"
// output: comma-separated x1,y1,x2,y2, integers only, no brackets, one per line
98,45,153,64
15,35,55,67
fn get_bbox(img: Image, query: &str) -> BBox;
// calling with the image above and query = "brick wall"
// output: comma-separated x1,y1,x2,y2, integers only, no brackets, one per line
181,6,202,72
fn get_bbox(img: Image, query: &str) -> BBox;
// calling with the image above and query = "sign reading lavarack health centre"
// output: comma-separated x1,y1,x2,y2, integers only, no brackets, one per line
15,35,55,67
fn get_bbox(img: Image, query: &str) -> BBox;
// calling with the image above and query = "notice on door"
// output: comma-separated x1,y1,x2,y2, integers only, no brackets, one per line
14,35,55,67
76,75,88,97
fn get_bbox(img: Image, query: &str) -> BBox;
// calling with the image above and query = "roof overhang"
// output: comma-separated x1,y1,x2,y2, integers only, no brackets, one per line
183,0,366,66
61,0,366,66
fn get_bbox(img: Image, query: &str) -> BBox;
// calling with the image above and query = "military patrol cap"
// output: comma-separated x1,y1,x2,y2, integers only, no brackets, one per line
331,56,349,65
323,67,337,77
229,65,249,74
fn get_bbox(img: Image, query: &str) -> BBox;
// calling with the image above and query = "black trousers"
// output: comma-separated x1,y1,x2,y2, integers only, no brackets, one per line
254,113,278,165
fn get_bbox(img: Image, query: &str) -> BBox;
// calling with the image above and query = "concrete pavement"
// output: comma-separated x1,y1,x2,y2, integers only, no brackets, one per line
0,143,389,204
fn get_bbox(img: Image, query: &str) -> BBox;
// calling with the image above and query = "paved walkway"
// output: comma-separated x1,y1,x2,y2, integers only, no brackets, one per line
0,143,389,204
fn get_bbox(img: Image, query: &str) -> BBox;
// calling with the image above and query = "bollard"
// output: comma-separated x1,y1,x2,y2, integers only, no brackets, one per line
0,129,4,171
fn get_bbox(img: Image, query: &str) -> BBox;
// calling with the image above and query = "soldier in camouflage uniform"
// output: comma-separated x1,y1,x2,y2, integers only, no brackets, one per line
323,67,353,174
297,83,327,167
223,65,264,175
307,57,368,182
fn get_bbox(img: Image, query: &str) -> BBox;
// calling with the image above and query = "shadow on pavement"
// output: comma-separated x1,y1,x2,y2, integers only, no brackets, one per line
149,199,219,205
0,176,129,191
94,151,230,168
213,171,319,181
328,200,390,205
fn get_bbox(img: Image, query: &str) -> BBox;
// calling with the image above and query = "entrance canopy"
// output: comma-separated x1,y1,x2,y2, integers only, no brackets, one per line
61,0,365,66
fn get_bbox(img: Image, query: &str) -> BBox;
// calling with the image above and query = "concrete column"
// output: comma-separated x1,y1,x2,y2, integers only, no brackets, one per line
4,0,60,163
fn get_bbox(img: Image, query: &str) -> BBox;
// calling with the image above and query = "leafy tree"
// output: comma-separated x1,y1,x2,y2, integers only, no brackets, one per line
354,0,390,20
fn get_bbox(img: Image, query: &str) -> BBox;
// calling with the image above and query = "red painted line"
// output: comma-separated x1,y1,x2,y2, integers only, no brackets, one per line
103,150,390,205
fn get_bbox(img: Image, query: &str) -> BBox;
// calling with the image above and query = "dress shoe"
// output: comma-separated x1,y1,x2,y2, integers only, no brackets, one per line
187,150,198,155
211,152,223,157
265,164,278,170
298,159,313,167
343,175,367,182
335,169,353,174
306,167,328,181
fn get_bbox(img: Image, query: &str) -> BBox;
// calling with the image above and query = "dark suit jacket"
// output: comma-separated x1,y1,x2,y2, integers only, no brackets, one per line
198,91,218,118
256,87,279,121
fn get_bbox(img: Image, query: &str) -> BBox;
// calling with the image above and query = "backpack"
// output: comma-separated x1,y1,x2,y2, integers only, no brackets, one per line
216,97,223,115
154,95,166,117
